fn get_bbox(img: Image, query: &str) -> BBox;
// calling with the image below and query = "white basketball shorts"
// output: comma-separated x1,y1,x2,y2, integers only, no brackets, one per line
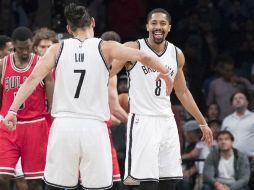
124,114,183,185
44,117,113,189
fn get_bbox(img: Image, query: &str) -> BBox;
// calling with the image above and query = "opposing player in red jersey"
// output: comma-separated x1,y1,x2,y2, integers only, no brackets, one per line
0,35,28,190
101,31,128,190
0,27,54,190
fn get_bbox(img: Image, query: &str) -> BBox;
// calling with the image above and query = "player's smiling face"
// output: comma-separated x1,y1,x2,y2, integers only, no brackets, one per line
147,13,171,44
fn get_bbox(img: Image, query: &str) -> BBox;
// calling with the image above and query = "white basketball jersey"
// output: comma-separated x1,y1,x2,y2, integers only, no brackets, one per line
128,39,178,116
51,38,110,121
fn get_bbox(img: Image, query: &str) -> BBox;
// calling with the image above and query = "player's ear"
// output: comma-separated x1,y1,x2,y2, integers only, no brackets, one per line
168,24,171,32
91,17,95,28
66,25,72,35
146,24,149,31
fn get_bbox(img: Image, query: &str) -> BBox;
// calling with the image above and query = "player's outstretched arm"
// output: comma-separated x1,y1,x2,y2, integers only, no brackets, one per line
104,40,169,74
109,41,139,77
3,44,60,130
173,47,213,146
102,41,173,95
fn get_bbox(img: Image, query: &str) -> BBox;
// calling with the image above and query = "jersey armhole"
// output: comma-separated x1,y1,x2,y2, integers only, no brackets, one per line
174,46,179,68
98,40,111,72
1,56,8,85
55,41,64,68
125,40,140,72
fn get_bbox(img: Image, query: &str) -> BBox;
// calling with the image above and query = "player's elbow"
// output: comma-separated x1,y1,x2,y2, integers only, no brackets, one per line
175,87,188,99
110,104,120,115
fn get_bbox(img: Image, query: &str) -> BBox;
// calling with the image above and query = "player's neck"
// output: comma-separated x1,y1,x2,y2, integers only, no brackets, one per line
72,29,94,41
13,53,32,68
147,38,166,54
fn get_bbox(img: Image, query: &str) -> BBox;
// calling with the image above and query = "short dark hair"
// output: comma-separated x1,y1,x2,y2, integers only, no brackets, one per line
208,119,221,127
12,27,33,42
207,103,221,116
217,130,234,141
64,3,91,31
147,8,171,23
230,90,250,104
0,35,11,50
101,31,121,43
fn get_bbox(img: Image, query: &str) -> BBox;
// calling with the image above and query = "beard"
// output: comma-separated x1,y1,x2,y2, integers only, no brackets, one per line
152,30,165,44
20,55,30,62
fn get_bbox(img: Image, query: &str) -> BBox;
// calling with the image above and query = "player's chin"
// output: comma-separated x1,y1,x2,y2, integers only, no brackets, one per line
153,37,164,44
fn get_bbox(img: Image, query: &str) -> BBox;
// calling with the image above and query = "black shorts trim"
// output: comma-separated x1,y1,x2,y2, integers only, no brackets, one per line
124,175,183,185
81,182,113,190
124,175,159,184
43,176,78,189
127,114,136,176
159,176,183,180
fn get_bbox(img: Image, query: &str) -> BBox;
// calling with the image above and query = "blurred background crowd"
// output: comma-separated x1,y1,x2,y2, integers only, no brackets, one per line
0,0,254,190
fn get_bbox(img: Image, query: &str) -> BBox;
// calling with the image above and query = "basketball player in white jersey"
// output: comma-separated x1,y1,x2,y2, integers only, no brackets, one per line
110,8,213,190
3,4,173,190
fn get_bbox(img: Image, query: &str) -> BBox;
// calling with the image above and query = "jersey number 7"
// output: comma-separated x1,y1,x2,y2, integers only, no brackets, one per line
74,69,86,98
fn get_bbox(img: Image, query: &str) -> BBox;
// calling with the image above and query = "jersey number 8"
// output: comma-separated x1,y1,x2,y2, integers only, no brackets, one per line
155,80,161,96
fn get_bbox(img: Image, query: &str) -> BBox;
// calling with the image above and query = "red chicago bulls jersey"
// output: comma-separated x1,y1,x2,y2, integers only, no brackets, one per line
0,53,46,120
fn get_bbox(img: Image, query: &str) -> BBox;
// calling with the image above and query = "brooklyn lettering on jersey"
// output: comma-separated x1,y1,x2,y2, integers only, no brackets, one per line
141,65,174,76
75,53,84,62
5,76,27,91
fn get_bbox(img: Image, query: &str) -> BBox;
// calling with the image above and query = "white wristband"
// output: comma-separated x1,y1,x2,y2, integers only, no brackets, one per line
199,123,208,128
8,110,17,116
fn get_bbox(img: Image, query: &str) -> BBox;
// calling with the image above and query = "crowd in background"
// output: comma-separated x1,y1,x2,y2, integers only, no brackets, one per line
0,0,254,190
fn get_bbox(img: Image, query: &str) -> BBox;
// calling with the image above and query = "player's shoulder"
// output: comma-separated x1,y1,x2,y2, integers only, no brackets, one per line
173,46,185,68
124,40,140,49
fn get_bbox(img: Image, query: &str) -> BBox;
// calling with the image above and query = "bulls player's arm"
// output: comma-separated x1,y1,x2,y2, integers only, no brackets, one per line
108,76,128,124
6,43,60,113
109,41,139,77
173,47,213,146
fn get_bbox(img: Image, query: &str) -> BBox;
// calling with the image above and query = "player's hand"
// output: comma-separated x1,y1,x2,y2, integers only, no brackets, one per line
2,112,17,131
156,72,173,96
200,124,213,146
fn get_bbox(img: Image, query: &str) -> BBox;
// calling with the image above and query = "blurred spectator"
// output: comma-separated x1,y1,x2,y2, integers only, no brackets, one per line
32,27,58,56
12,0,38,27
172,105,185,153
202,57,223,101
0,35,14,58
222,91,254,158
117,75,128,94
106,0,146,42
195,0,221,31
207,55,253,120
177,120,201,190
203,130,250,190
236,19,254,82
206,103,220,122
182,120,220,190
208,120,221,141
